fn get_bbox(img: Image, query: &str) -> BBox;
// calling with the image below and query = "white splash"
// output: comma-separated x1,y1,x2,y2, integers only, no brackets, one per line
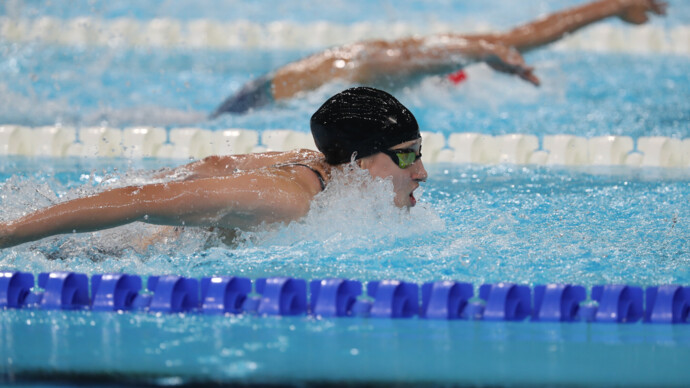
235,163,444,253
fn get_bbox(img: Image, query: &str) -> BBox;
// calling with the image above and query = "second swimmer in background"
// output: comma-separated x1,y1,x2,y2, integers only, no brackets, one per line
211,0,666,117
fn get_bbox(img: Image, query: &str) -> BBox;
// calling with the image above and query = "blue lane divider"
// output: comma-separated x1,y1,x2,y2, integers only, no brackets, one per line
367,280,418,318
591,285,644,323
0,271,33,308
147,275,199,313
38,272,90,310
421,281,473,320
200,276,251,314
645,285,690,324
310,279,361,317
533,284,586,322
91,274,142,311
480,283,531,321
1,271,688,324
251,277,307,316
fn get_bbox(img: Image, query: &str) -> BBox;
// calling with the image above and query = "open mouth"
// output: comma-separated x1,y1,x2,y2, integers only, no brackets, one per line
409,191,417,206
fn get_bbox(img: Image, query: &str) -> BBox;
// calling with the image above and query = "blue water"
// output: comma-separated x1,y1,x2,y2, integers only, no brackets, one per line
2,0,690,386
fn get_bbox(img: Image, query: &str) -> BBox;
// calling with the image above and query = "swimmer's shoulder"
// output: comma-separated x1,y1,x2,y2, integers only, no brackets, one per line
271,152,330,194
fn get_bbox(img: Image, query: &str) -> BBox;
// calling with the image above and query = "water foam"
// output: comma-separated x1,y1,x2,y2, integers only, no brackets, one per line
235,163,444,251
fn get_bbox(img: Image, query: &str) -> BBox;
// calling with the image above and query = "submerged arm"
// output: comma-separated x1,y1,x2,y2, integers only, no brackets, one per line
0,171,315,248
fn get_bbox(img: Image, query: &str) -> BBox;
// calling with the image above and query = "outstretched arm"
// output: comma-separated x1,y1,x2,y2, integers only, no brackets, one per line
473,0,667,53
0,170,315,248
212,0,666,115
271,0,666,97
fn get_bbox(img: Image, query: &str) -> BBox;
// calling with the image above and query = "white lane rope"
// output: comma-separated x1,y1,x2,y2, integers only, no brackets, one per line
1,17,689,54
1,125,688,168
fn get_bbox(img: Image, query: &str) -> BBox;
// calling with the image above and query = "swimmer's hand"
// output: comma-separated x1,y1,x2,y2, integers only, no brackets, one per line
483,43,540,87
617,0,667,25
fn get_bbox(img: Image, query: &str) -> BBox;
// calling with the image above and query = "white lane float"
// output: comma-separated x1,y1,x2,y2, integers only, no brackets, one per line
543,135,588,166
31,126,76,157
262,130,316,152
122,127,167,158
76,126,123,157
3,16,688,54
0,125,33,156
637,136,683,167
495,134,539,164
420,131,445,164
214,129,259,155
168,128,214,159
587,136,634,166
447,133,498,164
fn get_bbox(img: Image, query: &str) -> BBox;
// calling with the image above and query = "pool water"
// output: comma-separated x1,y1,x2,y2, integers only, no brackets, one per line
2,0,690,386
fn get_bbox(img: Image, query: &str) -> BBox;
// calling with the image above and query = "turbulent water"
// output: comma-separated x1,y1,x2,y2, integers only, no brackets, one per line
1,157,688,288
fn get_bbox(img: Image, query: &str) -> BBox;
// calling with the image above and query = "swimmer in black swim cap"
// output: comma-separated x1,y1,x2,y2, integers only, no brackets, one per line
310,87,426,207
0,87,426,249
311,87,421,165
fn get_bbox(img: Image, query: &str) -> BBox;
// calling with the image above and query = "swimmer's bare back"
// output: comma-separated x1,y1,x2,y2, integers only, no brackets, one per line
0,150,329,249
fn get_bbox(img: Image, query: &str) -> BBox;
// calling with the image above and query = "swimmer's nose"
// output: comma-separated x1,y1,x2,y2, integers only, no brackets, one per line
413,159,428,182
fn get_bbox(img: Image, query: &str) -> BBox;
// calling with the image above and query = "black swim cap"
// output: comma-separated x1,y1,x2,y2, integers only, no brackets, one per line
310,87,420,165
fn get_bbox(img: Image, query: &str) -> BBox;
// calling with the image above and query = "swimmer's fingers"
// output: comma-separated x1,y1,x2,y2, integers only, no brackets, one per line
619,0,667,25
519,66,541,87
485,46,540,86
651,0,668,16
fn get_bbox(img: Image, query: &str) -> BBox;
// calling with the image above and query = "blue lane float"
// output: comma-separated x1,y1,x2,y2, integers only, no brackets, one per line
480,283,531,321
590,285,644,323
200,276,251,314
91,273,142,311
310,279,361,317
645,285,690,324
533,284,586,322
1,271,688,324
0,271,33,308
37,272,90,310
366,280,418,318
421,281,473,320
249,277,307,316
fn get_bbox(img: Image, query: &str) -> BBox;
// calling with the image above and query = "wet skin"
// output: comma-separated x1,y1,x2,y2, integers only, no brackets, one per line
359,139,427,208
0,141,427,248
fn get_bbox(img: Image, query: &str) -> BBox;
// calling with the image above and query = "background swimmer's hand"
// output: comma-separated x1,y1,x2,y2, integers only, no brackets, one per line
484,44,540,86
617,0,667,25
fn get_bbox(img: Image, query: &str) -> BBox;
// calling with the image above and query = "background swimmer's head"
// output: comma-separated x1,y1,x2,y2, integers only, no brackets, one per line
310,87,421,165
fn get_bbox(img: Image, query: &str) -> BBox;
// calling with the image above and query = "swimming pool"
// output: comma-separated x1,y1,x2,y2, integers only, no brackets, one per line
2,0,690,386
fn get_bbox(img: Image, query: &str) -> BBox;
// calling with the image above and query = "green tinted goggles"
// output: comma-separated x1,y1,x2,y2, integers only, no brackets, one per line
381,146,422,169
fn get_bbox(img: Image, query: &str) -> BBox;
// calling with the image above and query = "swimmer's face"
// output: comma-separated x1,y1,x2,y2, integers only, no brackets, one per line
359,139,427,207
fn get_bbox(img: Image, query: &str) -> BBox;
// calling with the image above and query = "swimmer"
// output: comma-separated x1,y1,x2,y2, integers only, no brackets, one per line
211,0,667,116
0,87,427,249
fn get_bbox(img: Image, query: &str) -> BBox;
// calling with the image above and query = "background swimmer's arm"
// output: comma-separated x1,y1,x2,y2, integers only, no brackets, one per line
271,36,540,99
0,172,317,248
467,0,667,53
271,0,665,99
215,0,666,115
